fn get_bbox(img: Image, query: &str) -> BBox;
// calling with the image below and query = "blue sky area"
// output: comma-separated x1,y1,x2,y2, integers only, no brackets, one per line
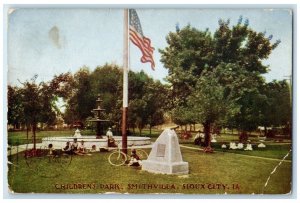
7,8,292,85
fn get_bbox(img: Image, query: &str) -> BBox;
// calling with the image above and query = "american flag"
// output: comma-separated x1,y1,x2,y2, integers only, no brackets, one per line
129,9,155,70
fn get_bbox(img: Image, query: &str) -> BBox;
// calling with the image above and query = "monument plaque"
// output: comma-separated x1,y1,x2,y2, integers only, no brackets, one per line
156,144,166,157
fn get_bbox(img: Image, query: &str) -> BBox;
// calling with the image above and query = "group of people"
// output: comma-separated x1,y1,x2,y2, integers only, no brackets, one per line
47,139,88,158
47,127,142,167
194,131,205,146
62,138,87,155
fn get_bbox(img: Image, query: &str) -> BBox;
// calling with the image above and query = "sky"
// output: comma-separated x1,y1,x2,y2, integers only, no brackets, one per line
7,8,292,86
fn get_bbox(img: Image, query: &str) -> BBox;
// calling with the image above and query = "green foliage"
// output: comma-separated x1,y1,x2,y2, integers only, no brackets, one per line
8,86,24,127
160,25,214,105
8,73,73,127
62,65,168,132
7,73,72,148
160,17,283,136
188,68,233,125
128,71,167,134
260,80,292,128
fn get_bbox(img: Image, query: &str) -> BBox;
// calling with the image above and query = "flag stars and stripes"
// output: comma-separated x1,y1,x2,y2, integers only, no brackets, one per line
130,10,144,36
129,9,155,70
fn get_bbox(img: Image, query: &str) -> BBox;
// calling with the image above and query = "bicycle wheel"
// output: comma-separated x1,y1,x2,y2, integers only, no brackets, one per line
135,149,149,160
36,155,61,178
24,147,47,170
24,142,34,168
108,151,127,166
58,153,73,168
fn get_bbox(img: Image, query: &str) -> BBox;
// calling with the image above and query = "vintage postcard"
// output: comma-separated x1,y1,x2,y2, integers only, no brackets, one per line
5,6,293,196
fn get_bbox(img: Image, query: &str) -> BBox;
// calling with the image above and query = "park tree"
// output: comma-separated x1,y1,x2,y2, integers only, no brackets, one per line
188,64,241,147
19,79,42,149
160,25,214,107
8,86,24,130
90,64,123,127
63,67,94,124
144,80,169,135
63,65,168,134
160,17,281,145
13,73,72,149
128,70,168,135
128,98,148,135
128,70,152,134
64,64,124,129
171,106,194,131
258,80,292,137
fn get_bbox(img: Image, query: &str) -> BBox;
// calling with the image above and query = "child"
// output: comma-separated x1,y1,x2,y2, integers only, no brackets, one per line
62,141,73,155
78,140,86,154
48,143,58,156
72,138,79,151
128,149,142,167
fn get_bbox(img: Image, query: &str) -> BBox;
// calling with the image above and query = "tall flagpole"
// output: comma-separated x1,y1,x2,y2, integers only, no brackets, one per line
122,9,129,155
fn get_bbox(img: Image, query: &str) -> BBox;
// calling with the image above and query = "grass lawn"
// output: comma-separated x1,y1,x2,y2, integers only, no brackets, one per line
7,147,291,195
7,130,292,195
180,142,292,161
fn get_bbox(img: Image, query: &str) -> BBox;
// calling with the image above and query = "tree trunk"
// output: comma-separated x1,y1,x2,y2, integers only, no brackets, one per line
264,126,267,137
239,130,248,143
26,124,29,140
32,123,37,150
203,121,211,147
149,125,152,136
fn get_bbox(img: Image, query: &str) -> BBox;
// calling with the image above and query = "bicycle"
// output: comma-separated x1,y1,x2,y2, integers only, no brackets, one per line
107,141,148,166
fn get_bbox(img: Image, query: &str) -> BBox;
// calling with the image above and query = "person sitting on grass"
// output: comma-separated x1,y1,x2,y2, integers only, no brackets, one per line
71,138,84,155
78,140,86,154
90,145,96,152
48,143,58,157
62,141,73,155
194,130,205,146
72,138,79,151
128,149,142,167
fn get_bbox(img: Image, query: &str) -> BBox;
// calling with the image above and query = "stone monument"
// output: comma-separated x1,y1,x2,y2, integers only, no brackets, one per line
142,129,189,175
